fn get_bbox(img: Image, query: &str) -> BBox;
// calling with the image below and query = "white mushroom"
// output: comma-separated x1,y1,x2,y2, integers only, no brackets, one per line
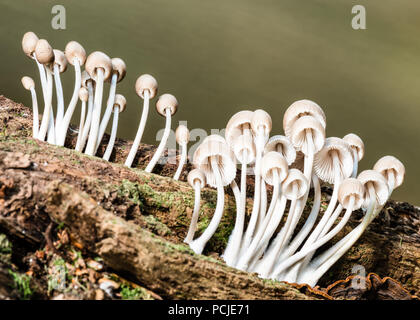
75,87,88,151
50,49,68,131
103,94,126,161
173,125,190,180
21,76,39,138
76,71,95,152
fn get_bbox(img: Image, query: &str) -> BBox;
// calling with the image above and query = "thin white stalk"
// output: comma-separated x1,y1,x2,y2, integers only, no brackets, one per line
184,181,202,244
189,157,225,254
57,59,82,146
29,87,39,137
125,90,150,167
47,106,56,144
53,64,65,129
257,180,267,232
95,73,118,154
76,82,94,152
102,108,119,161
173,142,187,180
85,68,104,155
145,108,172,173
75,99,87,152
38,69,53,141
351,149,359,178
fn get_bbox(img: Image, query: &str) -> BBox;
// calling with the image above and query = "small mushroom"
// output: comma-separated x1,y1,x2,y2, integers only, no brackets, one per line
103,94,126,161
50,49,68,131
184,169,206,244
189,135,237,254
76,72,95,152
75,87,89,151
173,124,190,180
21,76,39,137
96,57,127,153
343,133,365,177
125,74,158,167
84,51,112,156
57,41,87,146
373,155,405,194
145,93,178,173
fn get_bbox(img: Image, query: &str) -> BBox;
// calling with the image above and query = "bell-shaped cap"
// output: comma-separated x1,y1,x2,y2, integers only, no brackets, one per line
78,87,89,102
114,94,127,113
35,39,54,65
283,99,326,139
281,168,309,200
135,74,158,99
314,137,353,184
264,135,296,165
232,134,256,165
50,49,68,73
81,71,94,88
188,169,206,189
338,178,364,210
65,41,86,66
225,110,254,147
176,125,190,145
290,115,325,155
22,31,39,58
251,109,272,137
193,135,236,188
373,155,405,189
343,133,365,161
357,170,389,208
156,94,178,116
21,76,35,90
261,151,288,186
110,57,126,83
85,51,112,81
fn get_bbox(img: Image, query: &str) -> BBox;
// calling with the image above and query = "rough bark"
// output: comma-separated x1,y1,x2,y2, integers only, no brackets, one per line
0,95,418,299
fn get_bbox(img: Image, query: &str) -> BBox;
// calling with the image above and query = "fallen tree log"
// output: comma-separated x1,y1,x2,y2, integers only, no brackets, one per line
0,95,418,299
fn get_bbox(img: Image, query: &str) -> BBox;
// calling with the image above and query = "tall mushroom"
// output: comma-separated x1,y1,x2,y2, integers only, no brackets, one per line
95,57,127,153
75,87,88,151
189,135,237,254
50,49,68,131
103,94,127,161
145,93,178,173
57,41,87,146
84,51,112,156
76,71,95,152
21,76,39,138
124,74,158,168
343,133,365,177
173,124,190,180
184,169,206,244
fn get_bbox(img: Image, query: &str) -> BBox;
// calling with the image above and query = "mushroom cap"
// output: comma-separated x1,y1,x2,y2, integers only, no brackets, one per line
22,31,39,58
51,49,68,73
283,99,326,139
34,39,54,65
225,110,254,147
261,151,288,186
251,109,272,137
135,74,158,99
85,51,112,81
193,136,236,188
373,155,405,189
78,87,89,102
264,135,296,165
81,71,94,88
343,133,365,161
314,137,353,184
290,150,305,172
176,125,190,145
21,76,35,90
338,178,364,210
281,168,309,200
114,94,127,113
357,170,389,208
290,115,325,155
232,134,256,165
156,94,178,117
110,57,126,83
187,169,206,189
64,41,86,66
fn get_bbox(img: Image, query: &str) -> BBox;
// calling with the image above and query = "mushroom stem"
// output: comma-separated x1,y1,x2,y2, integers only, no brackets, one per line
47,106,56,144
75,98,87,152
125,90,150,167
95,73,118,154
102,106,119,161
85,68,104,156
173,141,187,180
53,64,65,129
37,68,53,141
76,81,94,152
57,59,82,146
189,157,225,254
145,108,172,173
184,180,202,244
351,149,359,178
29,87,39,138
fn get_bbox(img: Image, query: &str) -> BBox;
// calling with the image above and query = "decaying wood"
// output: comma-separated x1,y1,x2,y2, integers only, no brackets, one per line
0,95,418,299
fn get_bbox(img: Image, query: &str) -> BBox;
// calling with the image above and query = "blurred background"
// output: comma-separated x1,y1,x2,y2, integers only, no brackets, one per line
0,0,419,204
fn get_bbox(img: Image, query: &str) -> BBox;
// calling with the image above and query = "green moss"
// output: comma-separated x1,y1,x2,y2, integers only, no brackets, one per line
9,270,33,300
0,234,12,264
120,283,152,300
143,215,172,236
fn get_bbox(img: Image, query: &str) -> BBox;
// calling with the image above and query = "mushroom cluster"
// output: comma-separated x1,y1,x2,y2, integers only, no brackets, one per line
185,101,405,286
